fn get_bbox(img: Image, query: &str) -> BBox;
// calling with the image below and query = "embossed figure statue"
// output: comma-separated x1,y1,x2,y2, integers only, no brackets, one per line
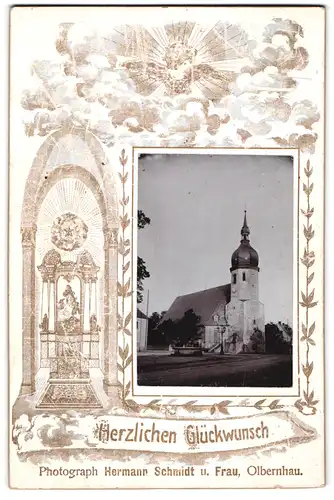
56,340,89,380
57,284,80,334
89,314,101,333
39,313,49,332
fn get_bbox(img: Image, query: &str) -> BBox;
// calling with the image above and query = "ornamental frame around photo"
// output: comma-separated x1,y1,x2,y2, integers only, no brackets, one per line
115,145,321,417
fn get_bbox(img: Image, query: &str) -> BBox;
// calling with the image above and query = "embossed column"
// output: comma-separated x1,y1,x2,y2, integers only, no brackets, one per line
20,225,37,396
40,279,49,323
84,280,90,332
103,226,119,398
91,280,97,316
49,280,55,331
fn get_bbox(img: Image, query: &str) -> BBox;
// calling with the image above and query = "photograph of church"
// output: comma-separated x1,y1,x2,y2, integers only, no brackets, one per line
136,153,293,388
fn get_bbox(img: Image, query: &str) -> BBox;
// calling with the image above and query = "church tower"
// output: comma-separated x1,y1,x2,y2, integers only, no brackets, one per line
225,211,265,353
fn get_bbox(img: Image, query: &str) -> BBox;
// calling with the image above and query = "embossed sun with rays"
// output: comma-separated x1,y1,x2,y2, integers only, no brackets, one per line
36,178,104,265
111,22,250,98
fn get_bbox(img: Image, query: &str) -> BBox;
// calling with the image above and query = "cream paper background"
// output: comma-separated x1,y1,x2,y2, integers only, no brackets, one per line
9,4,325,490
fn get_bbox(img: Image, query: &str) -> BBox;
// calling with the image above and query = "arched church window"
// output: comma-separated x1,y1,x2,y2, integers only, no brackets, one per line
233,274,237,284
242,272,246,281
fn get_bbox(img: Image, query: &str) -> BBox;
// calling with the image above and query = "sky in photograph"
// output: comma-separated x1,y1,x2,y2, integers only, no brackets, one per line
138,154,294,325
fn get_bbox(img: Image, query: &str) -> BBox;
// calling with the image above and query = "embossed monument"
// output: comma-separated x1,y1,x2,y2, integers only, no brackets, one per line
17,126,119,408
37,250,102,408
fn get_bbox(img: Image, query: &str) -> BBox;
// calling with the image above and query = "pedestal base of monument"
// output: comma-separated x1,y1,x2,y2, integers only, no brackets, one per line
36,351,102,409
173,346,203,356
37,378,102,409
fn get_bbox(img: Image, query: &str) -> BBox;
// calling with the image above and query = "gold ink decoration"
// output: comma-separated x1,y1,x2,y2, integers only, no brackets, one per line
295,159,319,415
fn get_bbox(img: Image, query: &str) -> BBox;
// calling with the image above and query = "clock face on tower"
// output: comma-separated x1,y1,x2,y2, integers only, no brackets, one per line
232,287,236,293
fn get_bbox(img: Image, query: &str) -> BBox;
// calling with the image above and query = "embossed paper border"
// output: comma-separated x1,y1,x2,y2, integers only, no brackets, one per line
114,145,321,417
9,6,325,489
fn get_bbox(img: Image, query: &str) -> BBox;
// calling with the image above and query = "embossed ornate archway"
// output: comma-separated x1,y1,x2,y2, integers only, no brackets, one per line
20,126,119,400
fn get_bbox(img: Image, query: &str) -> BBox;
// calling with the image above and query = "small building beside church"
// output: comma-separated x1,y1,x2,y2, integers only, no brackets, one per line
161,212,265,354
137,308,148,352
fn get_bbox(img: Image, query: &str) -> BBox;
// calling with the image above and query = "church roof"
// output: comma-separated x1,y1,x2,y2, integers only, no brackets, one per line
161,284,231,327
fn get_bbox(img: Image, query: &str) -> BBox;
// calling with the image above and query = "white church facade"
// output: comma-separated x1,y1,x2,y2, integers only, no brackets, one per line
162,212,266,354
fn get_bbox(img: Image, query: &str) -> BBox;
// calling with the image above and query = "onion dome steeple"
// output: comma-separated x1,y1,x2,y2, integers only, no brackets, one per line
241,210,250,241
230,211,259,272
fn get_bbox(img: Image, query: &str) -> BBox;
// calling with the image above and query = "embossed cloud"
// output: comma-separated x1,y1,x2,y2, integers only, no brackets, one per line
20,19,319,152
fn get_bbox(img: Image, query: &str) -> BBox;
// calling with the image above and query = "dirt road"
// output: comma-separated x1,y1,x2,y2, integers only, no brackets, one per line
137,353,292,387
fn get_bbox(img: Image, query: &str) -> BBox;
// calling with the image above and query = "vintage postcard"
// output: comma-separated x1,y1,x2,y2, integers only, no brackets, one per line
9,5,325,489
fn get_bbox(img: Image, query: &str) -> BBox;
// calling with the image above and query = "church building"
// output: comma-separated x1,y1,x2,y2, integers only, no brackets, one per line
161,212,265,354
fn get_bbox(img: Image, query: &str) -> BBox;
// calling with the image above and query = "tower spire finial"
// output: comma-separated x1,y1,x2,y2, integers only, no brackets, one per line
241,210,250,242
